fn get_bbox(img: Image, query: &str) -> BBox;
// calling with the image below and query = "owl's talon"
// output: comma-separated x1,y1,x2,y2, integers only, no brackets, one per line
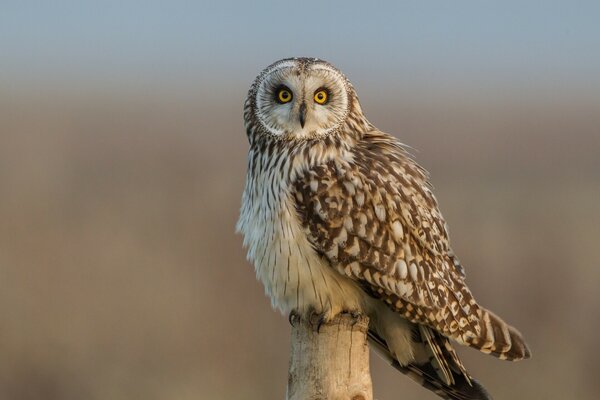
316,315,327,333
288,310,299,327
305,308,329,332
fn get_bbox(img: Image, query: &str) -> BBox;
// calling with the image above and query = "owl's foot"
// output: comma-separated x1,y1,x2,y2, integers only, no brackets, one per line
288,309,333,331
307,309,363,333
342,310,363,326
307,309,330,333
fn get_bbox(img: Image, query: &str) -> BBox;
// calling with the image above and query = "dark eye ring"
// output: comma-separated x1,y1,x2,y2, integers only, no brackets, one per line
275,85,293,104
314,88,329,105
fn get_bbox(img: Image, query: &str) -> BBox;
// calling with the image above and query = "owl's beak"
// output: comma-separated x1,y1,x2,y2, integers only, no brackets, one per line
299,102,307,128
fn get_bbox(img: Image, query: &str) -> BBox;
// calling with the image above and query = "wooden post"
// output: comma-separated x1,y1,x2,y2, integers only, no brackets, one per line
286,313,373,400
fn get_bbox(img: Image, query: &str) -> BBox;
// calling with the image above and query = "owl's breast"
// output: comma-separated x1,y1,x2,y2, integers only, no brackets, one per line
237,178,365,318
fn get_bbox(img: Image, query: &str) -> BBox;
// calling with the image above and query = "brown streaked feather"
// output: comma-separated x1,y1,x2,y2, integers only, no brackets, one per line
293,129,531,361
438,333,472,385
368,330,492,400
419,324,456,386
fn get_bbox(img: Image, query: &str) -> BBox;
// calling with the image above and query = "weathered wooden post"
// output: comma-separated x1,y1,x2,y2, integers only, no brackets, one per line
286,313,373,400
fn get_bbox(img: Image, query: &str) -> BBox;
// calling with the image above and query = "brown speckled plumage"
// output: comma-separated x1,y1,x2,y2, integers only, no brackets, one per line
293,130,529,361
237,57,530,400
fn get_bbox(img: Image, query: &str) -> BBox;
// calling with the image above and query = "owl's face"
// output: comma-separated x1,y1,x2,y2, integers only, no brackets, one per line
248,58,352,140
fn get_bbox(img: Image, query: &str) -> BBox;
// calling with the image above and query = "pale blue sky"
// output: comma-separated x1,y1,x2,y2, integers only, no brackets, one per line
2,1,599,92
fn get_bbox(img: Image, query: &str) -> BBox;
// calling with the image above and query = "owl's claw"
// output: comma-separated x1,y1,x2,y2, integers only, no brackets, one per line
288,310,299,327
306,308,330,333
316,314,327,333
290,309,362,330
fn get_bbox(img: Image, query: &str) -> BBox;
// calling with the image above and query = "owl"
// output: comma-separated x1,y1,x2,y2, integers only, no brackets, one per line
237,57,530,399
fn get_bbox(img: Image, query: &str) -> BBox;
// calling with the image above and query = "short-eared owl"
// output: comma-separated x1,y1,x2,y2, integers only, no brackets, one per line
237,58,530,399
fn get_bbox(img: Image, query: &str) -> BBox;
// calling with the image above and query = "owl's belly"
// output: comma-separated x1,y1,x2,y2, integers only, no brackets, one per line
241,199,365,318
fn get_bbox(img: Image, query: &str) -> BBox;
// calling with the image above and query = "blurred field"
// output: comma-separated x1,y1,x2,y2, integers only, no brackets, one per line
1,84,599,400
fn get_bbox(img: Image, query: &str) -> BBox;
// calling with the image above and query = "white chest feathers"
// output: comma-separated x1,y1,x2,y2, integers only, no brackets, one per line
237,182,364,318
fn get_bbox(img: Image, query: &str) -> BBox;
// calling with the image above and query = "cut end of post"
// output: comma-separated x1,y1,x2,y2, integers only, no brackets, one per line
286,313,373,400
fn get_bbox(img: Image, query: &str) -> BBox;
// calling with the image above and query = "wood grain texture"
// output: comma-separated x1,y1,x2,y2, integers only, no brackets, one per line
286,313,372,400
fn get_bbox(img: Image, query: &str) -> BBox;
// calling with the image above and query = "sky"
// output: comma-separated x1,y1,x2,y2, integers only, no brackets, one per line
2,1,599,93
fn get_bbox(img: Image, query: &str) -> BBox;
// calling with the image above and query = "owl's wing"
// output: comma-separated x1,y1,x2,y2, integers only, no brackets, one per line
292,130,529,360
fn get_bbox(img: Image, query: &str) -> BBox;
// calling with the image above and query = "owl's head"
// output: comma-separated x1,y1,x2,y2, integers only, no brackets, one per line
245,58,363,141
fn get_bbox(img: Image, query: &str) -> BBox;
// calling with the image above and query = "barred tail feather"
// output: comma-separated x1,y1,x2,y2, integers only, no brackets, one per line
469,308,531,361
368,330,492,400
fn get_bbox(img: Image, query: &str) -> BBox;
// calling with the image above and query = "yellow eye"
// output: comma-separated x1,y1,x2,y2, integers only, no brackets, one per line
277,88,293,103
314,89,328,104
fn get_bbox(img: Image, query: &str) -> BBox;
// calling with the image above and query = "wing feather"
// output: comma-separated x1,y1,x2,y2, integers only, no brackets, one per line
293,130,528,360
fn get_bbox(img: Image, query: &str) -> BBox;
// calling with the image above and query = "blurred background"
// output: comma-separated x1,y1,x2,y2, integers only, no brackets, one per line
1,1,599,399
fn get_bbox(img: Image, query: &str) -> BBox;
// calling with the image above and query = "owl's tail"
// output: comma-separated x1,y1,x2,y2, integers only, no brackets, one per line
368,329,493,400
466,307,531,361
